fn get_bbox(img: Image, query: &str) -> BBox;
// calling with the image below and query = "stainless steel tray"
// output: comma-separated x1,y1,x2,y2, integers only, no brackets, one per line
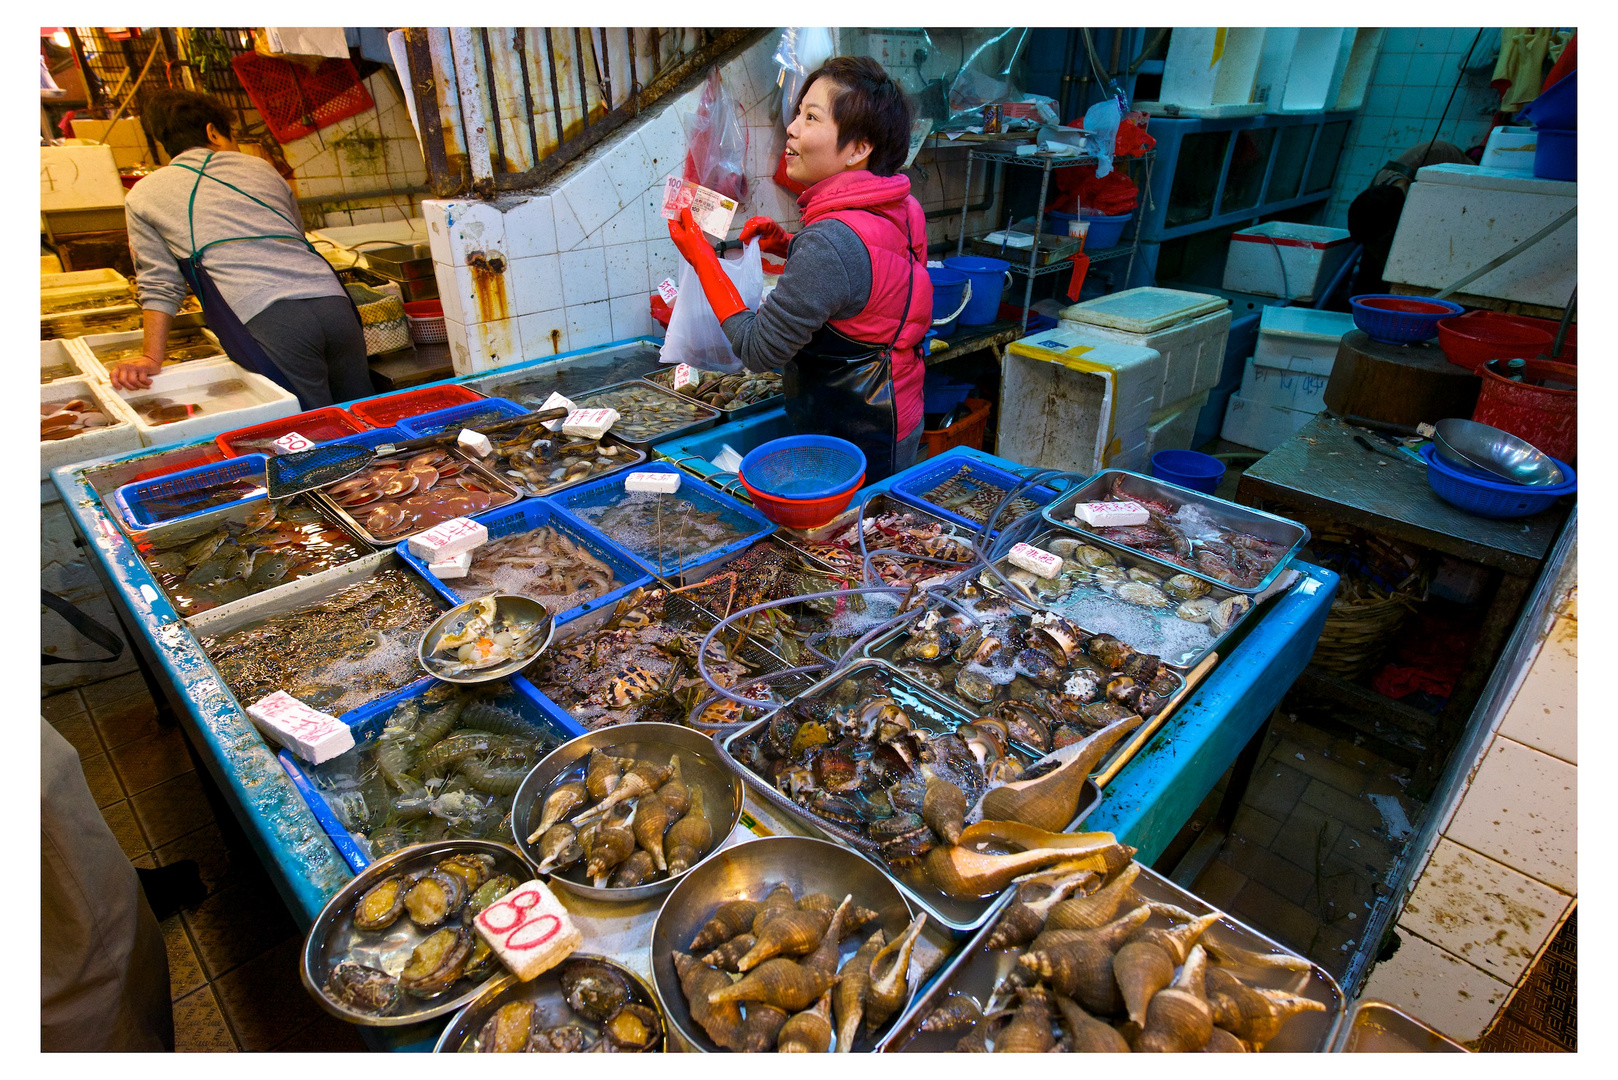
714,658,1103,932
976,524,1257,671
433,955,664,1051
780,491,982,590
310,446,523,547
641,366,784,421
486,428,647,500
464,342,665,406
884,860,1347,1052
1042,469,1310,596
571,379,720,451
360,242,437,282
299,839,534,1027
1334,1000,1469,1052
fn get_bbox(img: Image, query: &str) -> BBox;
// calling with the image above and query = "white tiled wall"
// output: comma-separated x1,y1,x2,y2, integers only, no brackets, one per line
1323,28,1501,228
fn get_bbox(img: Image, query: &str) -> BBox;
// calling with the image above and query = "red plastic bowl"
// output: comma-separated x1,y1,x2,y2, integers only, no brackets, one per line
739,471,864,529
1437,312,1556,372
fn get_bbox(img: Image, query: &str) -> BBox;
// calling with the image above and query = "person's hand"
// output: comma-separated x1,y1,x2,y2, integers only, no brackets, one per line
666,207,746,323
667,206,717,268
739,216,792,259
110,356,162,391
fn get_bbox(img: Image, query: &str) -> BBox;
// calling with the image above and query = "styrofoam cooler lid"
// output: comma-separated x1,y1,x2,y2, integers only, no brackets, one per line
1257,306,1356,343
1059,287,1229,334
1230,221,1351,247
1411,161,1576,195
1007,326,1162,371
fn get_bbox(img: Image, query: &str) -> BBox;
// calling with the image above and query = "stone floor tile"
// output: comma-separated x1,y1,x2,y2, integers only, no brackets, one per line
91,692,164,750
1231,804,1283,848
213,937,327,1051
1219,836,1318,906
171,985,238,1052
162,915,207,1000
41,688,86,722
1298,778,1386,833
1227,879,1326,957
156,823,237,895
1275,714,1337,755
182,875,299,981
1332,823,1398,878
1268,801,1346,874
131,771,215,850
50,711,103,758
79,751,125,808
1243,762,1312,822
269,1009,368,1051
81,671,149,709
1273,736,1372,795
108,725,194,796
98,798,152,860
1192,857,1248,910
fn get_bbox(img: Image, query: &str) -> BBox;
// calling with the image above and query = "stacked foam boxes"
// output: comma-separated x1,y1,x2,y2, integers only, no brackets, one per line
1055,288,1232,464
1221,306,1354,451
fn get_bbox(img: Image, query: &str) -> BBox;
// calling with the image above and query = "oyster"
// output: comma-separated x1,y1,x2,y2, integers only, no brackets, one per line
1164,573,1212,601
1071,544,1116,568
326,961,400,1016
1015,647,1062,689
560,959,633,1022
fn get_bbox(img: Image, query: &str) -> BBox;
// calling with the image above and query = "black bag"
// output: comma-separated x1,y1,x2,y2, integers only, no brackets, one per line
42,589,125,666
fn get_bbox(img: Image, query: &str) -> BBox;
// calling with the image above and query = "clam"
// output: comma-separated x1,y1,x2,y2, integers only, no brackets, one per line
530,1024,588,1052
869,811,937,861
559,958,633,1022
1176,597,1218,623
1112,580,1172,609
404,870,467,928
466,873,519,920
462,935,498,982
1014,647,1062,689
1164,573,1212,601
325,961,400,1016
1127,567,1164,585
995,700,1052,754
1046,537,1081,557
1072,544,1116,568
1086,633,1134,670
1061,663,1106,703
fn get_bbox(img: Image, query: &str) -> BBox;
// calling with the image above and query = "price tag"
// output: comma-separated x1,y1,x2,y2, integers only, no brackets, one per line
480,887,564,952
273,431,314,454
656,278,679,305
671,363,699,390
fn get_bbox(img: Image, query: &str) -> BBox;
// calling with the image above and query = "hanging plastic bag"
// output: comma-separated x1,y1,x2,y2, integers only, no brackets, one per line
660,239,764,374
775,27,836,132
1082,92,1126,178
682,69,748,201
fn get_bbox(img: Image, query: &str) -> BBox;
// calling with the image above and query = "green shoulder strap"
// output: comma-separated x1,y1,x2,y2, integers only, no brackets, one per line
172,149,319,263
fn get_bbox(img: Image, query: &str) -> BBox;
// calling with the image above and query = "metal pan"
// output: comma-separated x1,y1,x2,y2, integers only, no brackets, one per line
778,491,982,590
714,658,1103,932
463,345,665,406
1042,469,1309,595
1334,1000,1469,1052
433,955,664,1052
641,366,784,421
311,447,523,547
487,430,647,500
884,860,1347,1052
299,839,534,1027
570,379,720,450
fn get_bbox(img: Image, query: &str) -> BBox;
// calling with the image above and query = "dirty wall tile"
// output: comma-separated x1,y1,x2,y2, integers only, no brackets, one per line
598,201,646,247
565,301,613,351
604,242,649,299
559,248,609,307
1445,736,1576,893
601,130,654,208
508,255,565,318
502,195,557,258
517,310,569,361
608,294,656,341
559,159,621,238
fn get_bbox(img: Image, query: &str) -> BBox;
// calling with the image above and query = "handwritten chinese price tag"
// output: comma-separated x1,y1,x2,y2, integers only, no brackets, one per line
671,363,700,391
245,691,353,763
656,278,679,305
272,431,314,454
406,516,488,561
473,879,582,980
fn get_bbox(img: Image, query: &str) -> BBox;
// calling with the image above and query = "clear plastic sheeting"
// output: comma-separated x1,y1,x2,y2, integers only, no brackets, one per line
846,28,1037,129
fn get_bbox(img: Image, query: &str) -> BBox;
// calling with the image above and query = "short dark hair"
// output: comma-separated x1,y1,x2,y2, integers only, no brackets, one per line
796,56,914,176
142,89,233,157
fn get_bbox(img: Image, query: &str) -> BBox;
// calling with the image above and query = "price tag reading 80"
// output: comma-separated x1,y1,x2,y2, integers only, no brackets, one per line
477,885,562,952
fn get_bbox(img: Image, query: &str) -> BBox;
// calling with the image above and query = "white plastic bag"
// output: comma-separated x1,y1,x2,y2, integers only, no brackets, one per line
660,239,763,374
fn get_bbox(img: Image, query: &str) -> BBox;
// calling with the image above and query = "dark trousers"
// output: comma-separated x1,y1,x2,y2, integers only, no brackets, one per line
244,295,373,407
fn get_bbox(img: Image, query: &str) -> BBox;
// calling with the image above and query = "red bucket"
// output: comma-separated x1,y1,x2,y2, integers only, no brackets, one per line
1472,358,1577,462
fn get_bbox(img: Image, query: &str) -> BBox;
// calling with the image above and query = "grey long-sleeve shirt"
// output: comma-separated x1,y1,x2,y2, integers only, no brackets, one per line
123,146,347,323
720,219,872,373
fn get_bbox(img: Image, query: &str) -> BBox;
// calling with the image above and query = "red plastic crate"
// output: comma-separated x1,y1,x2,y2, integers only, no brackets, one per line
918,397,992,461
214,406,372,458
346,384,485,429
230,53,374,144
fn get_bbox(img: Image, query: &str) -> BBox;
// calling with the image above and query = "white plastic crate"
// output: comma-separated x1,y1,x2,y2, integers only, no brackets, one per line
70,327,227,383
1275,28,1356,113
1220,391,1315,452
1155,28,1267,109
998,327,1162,474
40,267,131,313
1059,288,1232,407
40,339,91,384
40,377,143,481
104,357,300,448
1223,222,1354,301
1239,357,1331,413
1144,390,1210,461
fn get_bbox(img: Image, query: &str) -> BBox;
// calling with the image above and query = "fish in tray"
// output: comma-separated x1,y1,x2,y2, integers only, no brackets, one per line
125,379,250,425
646,367,782,410
1075,475,1290,590
485,420,638,496
307,681,559,859
322,448,517,543
573,383,711,442
812,507,978,588
134,497,368,617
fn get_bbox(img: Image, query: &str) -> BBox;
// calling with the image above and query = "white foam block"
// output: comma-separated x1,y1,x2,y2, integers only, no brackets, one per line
561,408,618,439
1009,542,1064,579
540,392,576,431
246,691,354,764
406,516,488,561
272,431,315,455
473,878,583,981
457,429,492,457
1074,499,1150,527
624,470,681,494
428,550,473,579
670,362,702,391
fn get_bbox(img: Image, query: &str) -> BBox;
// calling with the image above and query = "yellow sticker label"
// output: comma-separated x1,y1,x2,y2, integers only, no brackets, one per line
739,811,773,837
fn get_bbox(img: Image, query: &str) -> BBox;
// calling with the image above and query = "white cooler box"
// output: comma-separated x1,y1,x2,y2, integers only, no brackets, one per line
998,327,1163,474
1241,306,1354,412
71,327,227,382
104,357,300,448
1221,392,1315,452
1223,222,1354,302
1059,287,1231,407
41,377,143,482
41,339,93,384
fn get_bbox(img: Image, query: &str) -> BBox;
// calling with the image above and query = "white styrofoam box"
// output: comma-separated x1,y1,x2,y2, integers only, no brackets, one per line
40,144,125,210
1223,222,1354,301
1060,293,1231,408
1252,306,1354,371
1332,29,1386,110
1144,390,1210,461
41,267,130,312
998,328,1163,474
1220,391,1314,452
40,339,91,384
1480,127,1539,173
1156,28,1267,109
1239,356,1331,413
1060,287,1227,334
105,357,300,448
1384,164,1576,309
40,377,143,481
1254,28,1298,111
67,117,154,170
69,327,226,383
1276,28,1355,112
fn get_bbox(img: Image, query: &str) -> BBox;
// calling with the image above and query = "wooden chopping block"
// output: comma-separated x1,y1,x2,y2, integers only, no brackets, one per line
1323,330,1480,427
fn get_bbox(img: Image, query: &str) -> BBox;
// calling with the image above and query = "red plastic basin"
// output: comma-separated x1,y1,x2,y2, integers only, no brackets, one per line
1437,312,1556,372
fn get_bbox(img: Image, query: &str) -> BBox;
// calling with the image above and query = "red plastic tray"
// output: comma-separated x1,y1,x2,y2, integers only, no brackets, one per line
214,407,372,458
345,384,485,429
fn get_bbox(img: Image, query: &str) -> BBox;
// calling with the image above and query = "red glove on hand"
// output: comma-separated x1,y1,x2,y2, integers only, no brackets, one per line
667,206,747,323
739,216,792,259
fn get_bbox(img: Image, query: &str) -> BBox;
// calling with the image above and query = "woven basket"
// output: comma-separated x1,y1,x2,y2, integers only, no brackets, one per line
1303,524,1430,681
347,284,411,355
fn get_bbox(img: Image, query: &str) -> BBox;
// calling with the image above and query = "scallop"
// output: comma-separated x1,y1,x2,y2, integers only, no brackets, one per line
1164,573,1212,601
1112,580,1172,609
1072,545,1116,568
1176,597,1219,623
1046,537,1081,557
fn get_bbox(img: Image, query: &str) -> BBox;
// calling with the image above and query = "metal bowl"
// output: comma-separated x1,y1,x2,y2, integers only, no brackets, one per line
1433,418,1566,487
510,723,744,903
649,835,916,1053
418,594,555,684
299,839,531,1027
432,955,664,1052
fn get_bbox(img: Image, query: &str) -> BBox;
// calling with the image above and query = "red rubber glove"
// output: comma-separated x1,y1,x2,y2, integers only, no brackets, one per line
667,206,747,323
739,216,792,259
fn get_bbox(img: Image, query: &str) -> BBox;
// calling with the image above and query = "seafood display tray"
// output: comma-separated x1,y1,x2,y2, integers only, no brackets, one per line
463,340,665,406
1041,469,1310,596
891,455,1062,535
346,383,484,430
485,428,647,501
571,379,721,451
300,839,533,1026
110,356,301,447
434,957,664,1052
396,497,653,626
784,490,984,591
1332,1000,1468,1053
112,454,268,531
652,405,791,499
393,397,532,439
715,658,1103,932
884,860,1347,1052
40,376,143,483
979,525,1257,672
641,366,785,421
214,406,372,458
310,447,524,547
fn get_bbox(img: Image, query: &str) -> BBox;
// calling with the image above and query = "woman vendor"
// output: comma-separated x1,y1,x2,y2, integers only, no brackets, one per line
668,56,932,483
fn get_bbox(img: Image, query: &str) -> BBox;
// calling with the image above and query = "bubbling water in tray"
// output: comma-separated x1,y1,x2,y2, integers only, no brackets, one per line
577,491,751,573
980,570,1216,667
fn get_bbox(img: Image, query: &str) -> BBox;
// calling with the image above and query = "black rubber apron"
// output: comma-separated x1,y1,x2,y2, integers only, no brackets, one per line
780,211,920,485
168,151,358,408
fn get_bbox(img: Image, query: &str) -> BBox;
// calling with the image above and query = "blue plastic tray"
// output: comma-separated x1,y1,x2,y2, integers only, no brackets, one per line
891,454,1061,534
318,425,406,452
394,496,653,624
112,454,268,531
547,460,775,578
652,405,792,500
394,397,529,438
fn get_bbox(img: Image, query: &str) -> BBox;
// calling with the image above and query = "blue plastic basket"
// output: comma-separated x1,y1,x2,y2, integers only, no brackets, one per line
738,435,866,500
1350,294,1466,345
112,454,268,530
1419,444,1575,519
394,397,529,438
547,460,775,578
395,496,652,624
892,455,1060,534
318,425,406,452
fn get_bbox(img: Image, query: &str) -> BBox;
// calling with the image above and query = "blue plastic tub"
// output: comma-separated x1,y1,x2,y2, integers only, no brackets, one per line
395,496,652,623
652,405,792,499
1081,211,1132,250
923,374,974,416
112,454,268,530
891,455,1060,534
1419,443,1575,519
317,425,406,451
928,266,970,336
1533,128,1576,181
394,396,529,438
1151,449,1226,494
1520,70,1576,130
942,256,1011,326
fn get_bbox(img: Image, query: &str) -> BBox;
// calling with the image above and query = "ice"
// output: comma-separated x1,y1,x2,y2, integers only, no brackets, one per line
1030,583,1215,666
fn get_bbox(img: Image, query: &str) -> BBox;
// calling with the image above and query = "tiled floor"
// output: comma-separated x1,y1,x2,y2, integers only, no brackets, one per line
42,674,365,1053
